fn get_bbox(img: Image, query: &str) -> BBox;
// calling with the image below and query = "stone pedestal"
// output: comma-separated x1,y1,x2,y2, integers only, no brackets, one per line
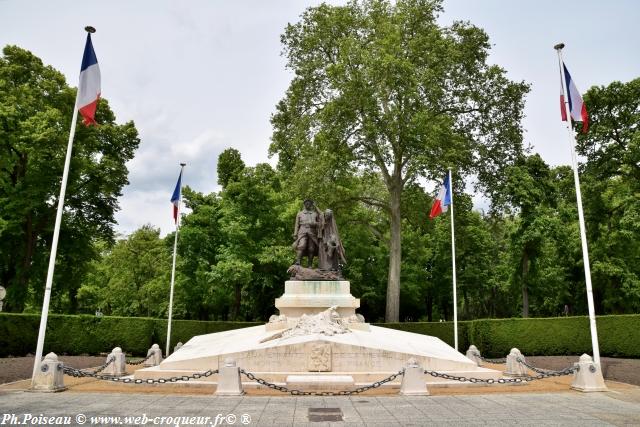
215,358,244,396
571,354,608,392
271,280,368,331
466,345,482,367
144,344,163,367
505,348,528,377
103,347,126,376
31,352,66,392
400,359,429,396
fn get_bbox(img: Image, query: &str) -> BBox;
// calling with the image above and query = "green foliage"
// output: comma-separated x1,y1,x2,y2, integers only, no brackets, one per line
4,313,637,358
0,45,140,313
0,313,155,356
77,225,172,318
270,0,528,321
380,315,640,358
0,312,260,357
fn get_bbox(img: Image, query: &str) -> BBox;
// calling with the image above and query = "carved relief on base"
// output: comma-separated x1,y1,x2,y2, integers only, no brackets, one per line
307,342,332,372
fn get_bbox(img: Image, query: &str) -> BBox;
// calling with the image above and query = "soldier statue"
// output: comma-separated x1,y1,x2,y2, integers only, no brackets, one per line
292,199,321,267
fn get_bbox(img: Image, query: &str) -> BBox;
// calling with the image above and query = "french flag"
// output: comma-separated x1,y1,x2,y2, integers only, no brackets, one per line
78,33,101,126
170,170,182,224
560,62,588,133
429,174,452,219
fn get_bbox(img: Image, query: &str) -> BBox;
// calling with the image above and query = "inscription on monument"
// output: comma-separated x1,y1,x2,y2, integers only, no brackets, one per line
307,343,332,372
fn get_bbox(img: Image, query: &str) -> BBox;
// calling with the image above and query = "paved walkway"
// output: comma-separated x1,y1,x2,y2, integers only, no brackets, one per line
1,390,640,426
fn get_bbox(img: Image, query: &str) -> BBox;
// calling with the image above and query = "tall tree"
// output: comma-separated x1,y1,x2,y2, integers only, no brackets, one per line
270,0,528,320
0,46,139,312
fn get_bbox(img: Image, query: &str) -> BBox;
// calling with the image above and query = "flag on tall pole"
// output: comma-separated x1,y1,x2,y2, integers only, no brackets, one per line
560,61,589,133
429,173,451,219
429,170,458,351
78,33,101,125
170,170,183,224
32,27,101,385
167,164,186,357
555,43,601,368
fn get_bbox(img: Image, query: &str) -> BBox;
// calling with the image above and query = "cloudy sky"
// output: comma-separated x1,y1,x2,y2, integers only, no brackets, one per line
1,0,638,236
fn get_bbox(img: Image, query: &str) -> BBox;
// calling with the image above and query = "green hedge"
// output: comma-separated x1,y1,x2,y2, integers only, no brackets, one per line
0,313,259,357
379,315,640,358
1,313,638,358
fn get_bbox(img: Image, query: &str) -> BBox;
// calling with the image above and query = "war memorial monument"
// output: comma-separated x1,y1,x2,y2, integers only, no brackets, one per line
133,200,501,392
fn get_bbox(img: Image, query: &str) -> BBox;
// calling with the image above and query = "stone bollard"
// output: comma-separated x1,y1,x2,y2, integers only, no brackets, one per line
215,358,244,396
571,354,607,392
143,344,163,367
31,352,66,392
174,342,183,353
399,358,429,396
465,345,483,367
504,348,528,377
103,347,127,376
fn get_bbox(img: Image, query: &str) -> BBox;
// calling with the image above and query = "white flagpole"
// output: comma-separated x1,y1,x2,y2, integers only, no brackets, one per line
449,168,458,352
166,163,185,357
31,60,83,386
554,43,601,366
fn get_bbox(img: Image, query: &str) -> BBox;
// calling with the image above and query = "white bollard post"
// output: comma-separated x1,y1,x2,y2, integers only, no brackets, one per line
465,345,483,367
399,358,429,396
31,352,66,392
103,347,127,376
143,344,163,367
174,342,183,353
215,358,244,396
571,354,607,392
504,348,528,377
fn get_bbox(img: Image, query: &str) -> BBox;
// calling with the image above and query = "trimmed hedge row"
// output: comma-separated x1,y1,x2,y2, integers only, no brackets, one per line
0,313,259,357
378,314,640,358
1,313,638,358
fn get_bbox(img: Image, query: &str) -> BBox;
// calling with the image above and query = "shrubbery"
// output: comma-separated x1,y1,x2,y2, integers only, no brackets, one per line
1,313,638,358
0,313,259,357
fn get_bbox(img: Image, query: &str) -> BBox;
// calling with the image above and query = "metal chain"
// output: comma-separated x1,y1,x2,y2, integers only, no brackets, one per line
516,357,577,376
61,356,114,376
239,369,405,396
62,365,217,384
473,351,507,364
424,364,576,384
126,353,154,365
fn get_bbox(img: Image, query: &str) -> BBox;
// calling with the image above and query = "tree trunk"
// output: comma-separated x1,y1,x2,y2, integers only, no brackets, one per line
521,252,530,318
426,292,433,322
385,183,402,322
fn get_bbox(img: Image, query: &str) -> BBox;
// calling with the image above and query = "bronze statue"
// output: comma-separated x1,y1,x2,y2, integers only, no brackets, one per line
292,199,321,267
318,209,346,273
290,200,346,280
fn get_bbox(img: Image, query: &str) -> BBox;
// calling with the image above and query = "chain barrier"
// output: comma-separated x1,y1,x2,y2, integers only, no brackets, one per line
126,353,153,366
473,352,507,364
239,368,405,396
59,356,114,377
516,357,577,376
62,364,217,384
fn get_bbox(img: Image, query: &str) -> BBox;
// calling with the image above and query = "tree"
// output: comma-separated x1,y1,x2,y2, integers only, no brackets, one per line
77,225,172,317
270,0,528,321
0,46,140,312
503,154,557,317
577,78,640,313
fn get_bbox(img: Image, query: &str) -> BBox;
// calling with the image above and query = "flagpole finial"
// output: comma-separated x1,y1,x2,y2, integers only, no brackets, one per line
85,26,96,33
180,162,186,167
554,43,565,51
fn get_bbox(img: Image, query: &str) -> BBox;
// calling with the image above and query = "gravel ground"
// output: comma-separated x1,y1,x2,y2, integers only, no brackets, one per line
1,355,639,386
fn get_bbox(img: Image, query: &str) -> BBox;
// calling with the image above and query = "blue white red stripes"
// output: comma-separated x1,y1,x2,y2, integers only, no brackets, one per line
429,174,452,219
78,34,101,125
561,62,588,133
170,171,182,223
